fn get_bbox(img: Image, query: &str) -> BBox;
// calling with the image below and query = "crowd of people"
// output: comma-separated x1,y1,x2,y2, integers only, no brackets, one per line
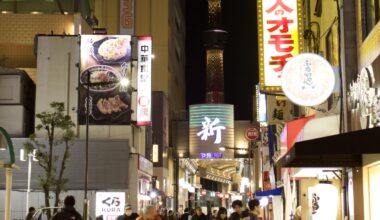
25,196,261,220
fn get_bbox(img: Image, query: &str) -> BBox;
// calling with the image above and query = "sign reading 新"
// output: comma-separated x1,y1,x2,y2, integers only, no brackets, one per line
96,192,125,220
189,104,234,158
258,0,303,93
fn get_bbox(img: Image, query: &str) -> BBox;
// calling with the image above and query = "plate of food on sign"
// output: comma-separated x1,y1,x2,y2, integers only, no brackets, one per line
80,65,131,123
91,36,132,65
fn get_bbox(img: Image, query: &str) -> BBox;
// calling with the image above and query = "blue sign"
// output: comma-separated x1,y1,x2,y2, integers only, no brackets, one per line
198,152,224,159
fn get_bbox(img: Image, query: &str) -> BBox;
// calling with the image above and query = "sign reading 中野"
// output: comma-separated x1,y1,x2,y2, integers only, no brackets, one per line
281,53,335,107
245,128,260,141
137,36,152,126
189,104,234,158
96,192,125,220
120,0,134,35
258,0,303,93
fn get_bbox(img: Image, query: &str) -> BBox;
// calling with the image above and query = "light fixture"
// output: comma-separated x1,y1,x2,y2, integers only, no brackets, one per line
219,147,226,151
149,191,157,199
63,12,69,15
178,152,184,158
237,149,248,155
119,77,130,87
151,54,155,59
260,197,269,207
20,149,26,161
0,135,6,151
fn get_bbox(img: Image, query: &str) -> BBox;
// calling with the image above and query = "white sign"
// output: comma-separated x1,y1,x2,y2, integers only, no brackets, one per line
259,0,302,92
196,117,226,144
120,0,134,35
96,192,125,220
281,53,335,107
152,144,159,163
137,36,152,126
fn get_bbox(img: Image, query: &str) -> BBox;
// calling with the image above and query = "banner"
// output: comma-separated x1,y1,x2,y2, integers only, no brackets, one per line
136,36,152,126
258,0,303,93
79,35,132,125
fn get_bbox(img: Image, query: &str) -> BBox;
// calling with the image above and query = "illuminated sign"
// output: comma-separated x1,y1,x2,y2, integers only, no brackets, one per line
79,35,132,125
96,192,125,220
257,84,267,122
137,36,152,126
281,53,335,107
152,144,159,163
189,104,234,158
198,152,224,159
258,0,303,93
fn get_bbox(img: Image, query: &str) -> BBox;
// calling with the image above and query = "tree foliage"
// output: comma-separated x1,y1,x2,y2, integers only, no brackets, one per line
24,102,75,219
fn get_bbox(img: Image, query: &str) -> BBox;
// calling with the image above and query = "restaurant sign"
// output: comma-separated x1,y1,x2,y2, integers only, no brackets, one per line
258,0,303,93
189,104,234,158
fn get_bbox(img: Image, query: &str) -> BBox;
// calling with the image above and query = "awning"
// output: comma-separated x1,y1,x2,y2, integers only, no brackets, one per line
255,187,283,198
279,127,380,167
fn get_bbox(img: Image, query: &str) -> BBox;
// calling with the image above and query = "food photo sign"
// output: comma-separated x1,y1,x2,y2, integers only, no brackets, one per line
79,35,132,125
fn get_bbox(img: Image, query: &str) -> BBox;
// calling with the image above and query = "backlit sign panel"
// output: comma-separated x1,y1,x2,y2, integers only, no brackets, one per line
258,0,303,93
189,104,234,158
96,192,125,220
137,36,152,126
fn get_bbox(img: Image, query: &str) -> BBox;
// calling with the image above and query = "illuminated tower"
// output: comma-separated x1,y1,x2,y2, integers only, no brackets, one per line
204,0,228,103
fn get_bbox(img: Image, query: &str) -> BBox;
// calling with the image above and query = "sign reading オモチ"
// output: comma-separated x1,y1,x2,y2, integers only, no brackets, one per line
258,0,303,93
189,104,234,158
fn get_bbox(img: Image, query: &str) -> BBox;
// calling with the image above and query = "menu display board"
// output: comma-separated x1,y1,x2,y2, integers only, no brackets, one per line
79,35,132,125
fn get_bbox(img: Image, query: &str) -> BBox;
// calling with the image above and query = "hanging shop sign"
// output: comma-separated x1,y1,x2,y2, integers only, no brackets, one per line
120,0,135,35
198,152,224,159
96,192,125,220
137,36,152,126
256,84,267,122
281,53,335,107
267,95,293,124
79,35,132,125
347,65,380,130
245,128,260,141
189,104,234,158
258,0,303,93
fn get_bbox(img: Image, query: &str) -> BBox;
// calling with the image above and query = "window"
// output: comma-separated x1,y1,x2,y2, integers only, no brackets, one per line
362,0,380,39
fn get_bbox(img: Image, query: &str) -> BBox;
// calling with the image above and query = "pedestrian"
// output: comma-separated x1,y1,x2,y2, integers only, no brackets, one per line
25,206,36,220
180,208,189,220
248,199,260,220
212,210,217,219
136,205,161,220
228,200,243,220
51,195,82,220
168,210,175,220
116,204,140,220
191,207,207,220
95,215,104,220
216,207,227,220
160,209,168,220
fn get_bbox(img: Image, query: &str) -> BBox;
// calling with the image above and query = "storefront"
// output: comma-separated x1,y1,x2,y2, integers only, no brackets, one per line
129,153,154,213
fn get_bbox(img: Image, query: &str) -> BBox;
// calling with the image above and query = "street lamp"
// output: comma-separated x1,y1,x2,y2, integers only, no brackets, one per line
20,149,37,215
81,73,132,220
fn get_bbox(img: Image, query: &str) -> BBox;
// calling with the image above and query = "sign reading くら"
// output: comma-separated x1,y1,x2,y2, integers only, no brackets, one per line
96,192,125,220
258,0,303,93
189,104,234,158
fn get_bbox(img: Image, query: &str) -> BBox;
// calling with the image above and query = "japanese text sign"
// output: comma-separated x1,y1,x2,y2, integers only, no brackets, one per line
96,192,125,220
189,104,234,158
137,36,152,126
258,0,303,93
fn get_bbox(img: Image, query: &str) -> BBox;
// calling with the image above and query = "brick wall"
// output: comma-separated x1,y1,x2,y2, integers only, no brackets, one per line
0,14,75,68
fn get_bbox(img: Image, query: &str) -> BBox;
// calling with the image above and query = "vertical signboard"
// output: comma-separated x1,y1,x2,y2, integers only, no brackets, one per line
96,192,125,220
258,0,303,93
79,35,132,125
137,36,152,126
189,104,234,158
120,0,135,35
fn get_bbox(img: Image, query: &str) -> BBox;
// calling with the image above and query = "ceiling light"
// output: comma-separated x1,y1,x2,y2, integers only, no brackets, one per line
219,147,226,151
119,77,130,87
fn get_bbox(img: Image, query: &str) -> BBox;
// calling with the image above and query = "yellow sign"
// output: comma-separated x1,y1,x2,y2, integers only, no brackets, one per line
258,0,303,93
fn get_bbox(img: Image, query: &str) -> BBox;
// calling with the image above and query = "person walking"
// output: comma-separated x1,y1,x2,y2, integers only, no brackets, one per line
160,209,168,220
51,195,82,220
216,207,227,220
191,207,207,220
180,208,190,220
25,207,36,220
248,199,260,220
168,210,175,220
136,206,161,220
228,200,243,220
116,204,139,220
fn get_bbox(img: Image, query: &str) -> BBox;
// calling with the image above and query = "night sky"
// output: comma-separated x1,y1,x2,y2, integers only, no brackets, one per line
185,0,259,120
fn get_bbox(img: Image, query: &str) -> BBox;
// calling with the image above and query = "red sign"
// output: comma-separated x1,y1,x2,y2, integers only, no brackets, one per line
245,128,259,141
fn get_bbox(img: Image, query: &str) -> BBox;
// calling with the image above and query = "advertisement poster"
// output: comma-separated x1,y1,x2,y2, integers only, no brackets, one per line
96,192,125,220
136,36,152,126
79,35,132,125
308,184,339,220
